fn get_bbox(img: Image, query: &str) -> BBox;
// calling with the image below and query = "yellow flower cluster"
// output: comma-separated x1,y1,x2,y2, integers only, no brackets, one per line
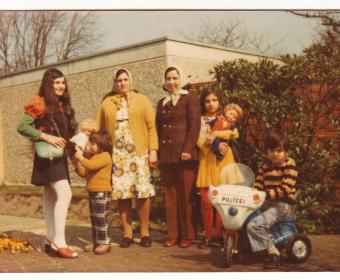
0,233,34,253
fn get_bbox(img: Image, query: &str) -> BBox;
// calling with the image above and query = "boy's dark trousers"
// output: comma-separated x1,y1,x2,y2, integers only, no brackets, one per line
88,191,112,245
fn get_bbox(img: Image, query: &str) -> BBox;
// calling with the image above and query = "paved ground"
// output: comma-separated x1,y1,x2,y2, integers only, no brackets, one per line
0,215,340,272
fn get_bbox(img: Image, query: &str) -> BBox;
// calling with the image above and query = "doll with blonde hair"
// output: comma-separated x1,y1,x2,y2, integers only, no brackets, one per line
207,103,243,161
70,118,96,150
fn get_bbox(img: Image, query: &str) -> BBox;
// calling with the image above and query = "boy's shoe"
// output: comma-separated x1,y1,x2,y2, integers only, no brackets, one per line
263,254,280,269
94,244,111,255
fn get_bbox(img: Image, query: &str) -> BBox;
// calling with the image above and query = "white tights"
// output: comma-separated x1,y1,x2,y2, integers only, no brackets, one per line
43,179,72,248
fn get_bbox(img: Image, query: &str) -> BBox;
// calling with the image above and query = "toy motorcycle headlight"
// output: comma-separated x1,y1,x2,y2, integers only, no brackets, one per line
228,206,238,216
252,194,261,203
211,190,218,197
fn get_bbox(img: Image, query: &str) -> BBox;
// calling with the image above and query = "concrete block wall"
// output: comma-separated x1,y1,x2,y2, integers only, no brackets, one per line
0,37,271,185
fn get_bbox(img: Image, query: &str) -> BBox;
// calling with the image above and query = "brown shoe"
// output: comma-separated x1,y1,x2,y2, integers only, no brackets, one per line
94,244,111,255
164,238,177,247
83,244,96,253
263,254,280,269
140,236,152,247
50,243,78,258
179,239,192,248
120,237,133,248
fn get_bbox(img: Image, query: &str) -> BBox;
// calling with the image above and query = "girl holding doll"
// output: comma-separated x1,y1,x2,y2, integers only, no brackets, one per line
196,87,242,248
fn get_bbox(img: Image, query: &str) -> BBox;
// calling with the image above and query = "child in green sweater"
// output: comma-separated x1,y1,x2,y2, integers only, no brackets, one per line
73,131,113,255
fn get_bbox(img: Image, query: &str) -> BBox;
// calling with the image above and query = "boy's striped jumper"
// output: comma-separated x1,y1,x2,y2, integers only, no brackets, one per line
254,157,298,204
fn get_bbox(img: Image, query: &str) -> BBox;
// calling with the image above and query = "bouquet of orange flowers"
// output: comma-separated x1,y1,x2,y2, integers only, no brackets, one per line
0,233,34,253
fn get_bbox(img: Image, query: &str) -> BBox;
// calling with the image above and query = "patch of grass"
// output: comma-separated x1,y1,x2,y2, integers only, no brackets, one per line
0,184,41,194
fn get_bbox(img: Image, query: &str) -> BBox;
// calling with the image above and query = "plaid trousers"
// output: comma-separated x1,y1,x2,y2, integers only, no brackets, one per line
246,201,291,252
88,192,112,245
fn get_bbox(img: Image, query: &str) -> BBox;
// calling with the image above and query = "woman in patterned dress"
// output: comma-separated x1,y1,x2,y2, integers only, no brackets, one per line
96,68,158,248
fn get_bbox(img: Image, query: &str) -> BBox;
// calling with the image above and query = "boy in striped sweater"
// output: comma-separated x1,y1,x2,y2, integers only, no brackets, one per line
247,128,298,269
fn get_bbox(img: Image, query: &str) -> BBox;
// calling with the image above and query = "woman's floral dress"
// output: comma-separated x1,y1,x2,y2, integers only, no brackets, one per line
111,98,155,200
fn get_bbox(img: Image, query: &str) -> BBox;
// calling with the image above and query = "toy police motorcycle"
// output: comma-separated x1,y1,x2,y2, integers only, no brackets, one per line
208,163,312,268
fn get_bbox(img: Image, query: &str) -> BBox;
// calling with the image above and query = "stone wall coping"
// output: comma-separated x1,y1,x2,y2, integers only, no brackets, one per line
0,36,280,86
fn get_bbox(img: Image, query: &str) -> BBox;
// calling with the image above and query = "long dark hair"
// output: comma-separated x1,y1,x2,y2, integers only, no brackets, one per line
200,87,224,116
37,68,77,140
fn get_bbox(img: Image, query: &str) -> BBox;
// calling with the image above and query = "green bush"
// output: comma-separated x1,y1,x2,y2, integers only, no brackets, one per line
205,30,340,234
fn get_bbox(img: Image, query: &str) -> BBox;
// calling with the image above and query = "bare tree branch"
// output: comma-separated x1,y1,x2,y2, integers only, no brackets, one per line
183,15,287,56
0,12,13,74
0,11,101,75
290,11,340,38
56,11,101,61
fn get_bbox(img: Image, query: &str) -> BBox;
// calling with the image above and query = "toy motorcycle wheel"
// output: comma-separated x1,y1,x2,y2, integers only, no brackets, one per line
285,233,312,263
223,235,234,268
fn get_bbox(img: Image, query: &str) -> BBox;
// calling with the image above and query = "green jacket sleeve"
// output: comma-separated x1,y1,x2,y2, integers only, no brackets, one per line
17,114,42,141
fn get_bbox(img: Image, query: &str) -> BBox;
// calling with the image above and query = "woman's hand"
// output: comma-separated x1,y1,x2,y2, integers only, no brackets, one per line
181,153,192,161
148,150,158,169
230,128,237,139
218,142,229,156
42,133,66,148
206,133,216,145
